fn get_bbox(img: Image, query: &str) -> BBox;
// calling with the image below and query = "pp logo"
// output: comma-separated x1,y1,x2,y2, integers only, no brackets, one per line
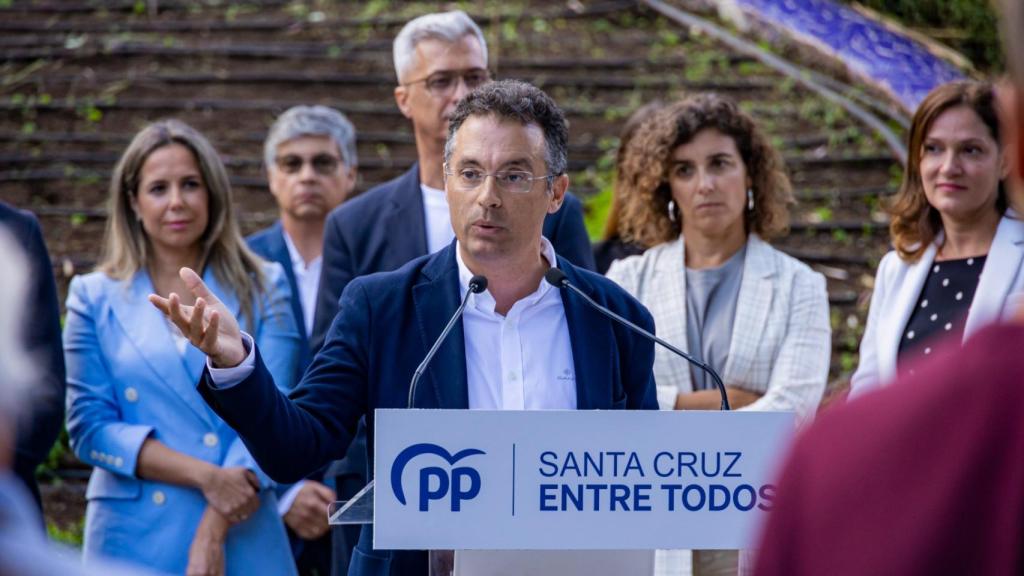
390,443,485,512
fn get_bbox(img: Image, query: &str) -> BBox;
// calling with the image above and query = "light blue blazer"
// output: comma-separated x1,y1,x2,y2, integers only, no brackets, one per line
64,263,301,576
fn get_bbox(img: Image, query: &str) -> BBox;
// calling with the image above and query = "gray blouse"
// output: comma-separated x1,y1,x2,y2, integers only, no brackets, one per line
684,245,746,390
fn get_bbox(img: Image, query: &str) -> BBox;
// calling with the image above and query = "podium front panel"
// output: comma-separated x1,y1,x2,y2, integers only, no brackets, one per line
374,409,794,550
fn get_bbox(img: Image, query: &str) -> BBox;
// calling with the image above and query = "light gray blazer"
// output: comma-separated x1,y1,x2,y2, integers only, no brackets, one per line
607,234,830,422
851,212,1024,395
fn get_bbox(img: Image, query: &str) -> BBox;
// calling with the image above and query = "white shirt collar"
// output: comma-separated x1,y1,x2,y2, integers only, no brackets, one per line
281,228,322,271
454,237,559,314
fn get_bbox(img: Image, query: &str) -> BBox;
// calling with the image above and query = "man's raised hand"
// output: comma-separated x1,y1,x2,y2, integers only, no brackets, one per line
149,267,247,368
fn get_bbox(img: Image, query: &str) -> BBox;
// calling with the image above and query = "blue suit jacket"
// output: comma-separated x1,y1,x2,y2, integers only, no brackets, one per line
0,203,65,510
198,242,657,576
64,264,301,575
247,221,313,379
310,163,597,352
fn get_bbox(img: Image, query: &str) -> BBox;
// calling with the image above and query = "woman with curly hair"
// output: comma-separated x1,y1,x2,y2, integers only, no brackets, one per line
851,80,1024,394
608,93,830,417
606,93,831,576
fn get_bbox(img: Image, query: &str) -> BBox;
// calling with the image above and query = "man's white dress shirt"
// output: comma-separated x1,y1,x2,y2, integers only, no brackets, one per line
282,230,322,339
421,183,455,254
456,237,577,410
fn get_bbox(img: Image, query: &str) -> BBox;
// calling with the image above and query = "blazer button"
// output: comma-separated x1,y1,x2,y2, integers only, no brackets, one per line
125,387,139,402
115,457,124,468
90,450,99,460
203,433,219,447
152,491,166,505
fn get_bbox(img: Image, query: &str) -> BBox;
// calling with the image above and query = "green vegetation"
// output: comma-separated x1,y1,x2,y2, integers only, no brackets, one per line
842,0,1001,72
48,519,84,548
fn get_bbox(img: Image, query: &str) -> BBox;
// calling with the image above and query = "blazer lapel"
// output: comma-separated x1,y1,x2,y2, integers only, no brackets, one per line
647,238,693,393
110,271,216,427
411,244,469,409
723,235,773,384
385,164,429,264
878,242,937,378
267,222,307,341
965,214,1024,337
559,262,614,410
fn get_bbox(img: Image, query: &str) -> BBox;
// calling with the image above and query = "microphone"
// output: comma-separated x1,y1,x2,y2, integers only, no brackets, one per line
407,275,488,408
544,268,730,411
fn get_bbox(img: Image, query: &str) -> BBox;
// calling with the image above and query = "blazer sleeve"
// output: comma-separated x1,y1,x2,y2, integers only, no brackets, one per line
310,209,354,353
64,277,154,478
14,213,66,478
199,280,373,484
849,252,895,396
742,269,831,422
549,194,596,271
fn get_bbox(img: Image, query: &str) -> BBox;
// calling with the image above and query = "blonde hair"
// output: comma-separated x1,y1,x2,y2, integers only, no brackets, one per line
99,119,265,325
617,94,792,248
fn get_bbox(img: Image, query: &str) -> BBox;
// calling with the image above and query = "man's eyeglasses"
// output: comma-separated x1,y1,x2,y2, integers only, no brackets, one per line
274,154,341,176
404,68,491,98
444,166,553,195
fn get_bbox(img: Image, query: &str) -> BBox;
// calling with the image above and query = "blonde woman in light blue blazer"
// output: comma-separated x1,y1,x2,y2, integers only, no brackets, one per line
65,120,301,576
852,81,1023,395
607,95,830,576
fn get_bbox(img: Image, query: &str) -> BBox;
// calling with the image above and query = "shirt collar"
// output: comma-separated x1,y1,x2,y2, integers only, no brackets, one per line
455,237,559,314
282,228,322,271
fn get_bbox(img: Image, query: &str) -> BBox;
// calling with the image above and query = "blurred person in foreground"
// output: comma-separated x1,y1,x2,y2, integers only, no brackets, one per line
150,80,657,576
0,201,65,514
0,231,146,576
850,80,1023,395
605,94,831,576
247,105,356,575
64,120,301,575
752,3,1024,572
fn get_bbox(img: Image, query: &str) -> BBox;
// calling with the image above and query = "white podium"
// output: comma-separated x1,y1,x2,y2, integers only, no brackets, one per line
330,409,794,575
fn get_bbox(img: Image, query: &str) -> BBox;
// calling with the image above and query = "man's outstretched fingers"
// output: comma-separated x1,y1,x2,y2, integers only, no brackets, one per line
201,311,220,353
180,267,219,304
148,294,170,315
191,298,207,341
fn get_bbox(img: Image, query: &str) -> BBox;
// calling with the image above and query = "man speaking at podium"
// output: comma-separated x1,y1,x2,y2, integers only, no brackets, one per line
151,80,658,575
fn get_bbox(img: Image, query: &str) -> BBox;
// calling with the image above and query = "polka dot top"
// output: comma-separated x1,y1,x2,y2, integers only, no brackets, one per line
898,255,987,375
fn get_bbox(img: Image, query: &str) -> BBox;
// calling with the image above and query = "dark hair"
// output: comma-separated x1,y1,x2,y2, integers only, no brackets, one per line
444,79,568,177
617,93,792,247
888,80,1006,261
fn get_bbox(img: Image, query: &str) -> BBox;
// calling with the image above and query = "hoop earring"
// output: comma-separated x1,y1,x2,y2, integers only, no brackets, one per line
667,199,677,223
746,188,754,211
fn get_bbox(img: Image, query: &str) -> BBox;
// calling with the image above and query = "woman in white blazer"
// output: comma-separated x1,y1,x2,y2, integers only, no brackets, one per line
64,120,301,575
606,94,831,576
851,81,1023,395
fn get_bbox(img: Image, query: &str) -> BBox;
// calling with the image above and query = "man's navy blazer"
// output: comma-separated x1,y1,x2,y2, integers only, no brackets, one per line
199,242,657,576
246,221,312,378
0,203,66,510
310,163,597,352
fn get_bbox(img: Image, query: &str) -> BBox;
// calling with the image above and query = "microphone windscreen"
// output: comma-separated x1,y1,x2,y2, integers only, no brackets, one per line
544,267,568,288
468,275,488,293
